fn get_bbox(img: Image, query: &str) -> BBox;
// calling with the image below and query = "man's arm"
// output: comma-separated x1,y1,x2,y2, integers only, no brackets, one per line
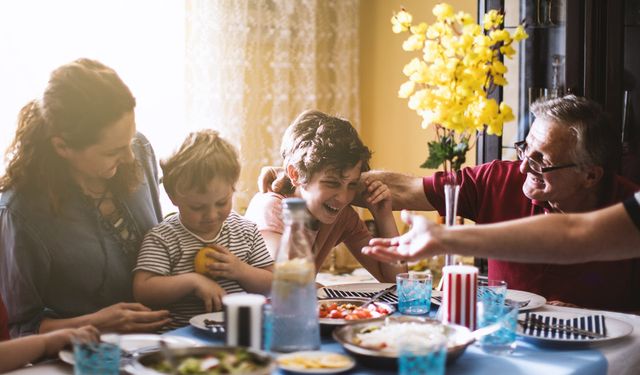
364,203,640,264
445,202,640,264
355,171,435,211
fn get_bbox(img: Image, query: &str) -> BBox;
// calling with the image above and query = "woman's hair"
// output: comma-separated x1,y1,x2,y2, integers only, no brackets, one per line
161,129,240,198
0,58,139,210
277,110,371,193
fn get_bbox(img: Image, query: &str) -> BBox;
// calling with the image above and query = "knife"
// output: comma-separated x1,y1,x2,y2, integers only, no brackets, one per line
361,285,397,307
518,319,607,339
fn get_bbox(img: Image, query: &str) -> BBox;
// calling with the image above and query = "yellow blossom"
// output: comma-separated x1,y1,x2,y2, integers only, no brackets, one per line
489,29,510,43
402,58,422,76
500,44,516,56
492,61,507,74
398,81,416,98
483,10,504,30
392,4,527,170
403,34,425,51
455,11,474,25
391,11,412,33
410,22,428,35
433,3,454,20
493,75,507,86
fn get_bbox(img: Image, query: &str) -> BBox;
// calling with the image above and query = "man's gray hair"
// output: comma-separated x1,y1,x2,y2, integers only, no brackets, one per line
530,95,618,174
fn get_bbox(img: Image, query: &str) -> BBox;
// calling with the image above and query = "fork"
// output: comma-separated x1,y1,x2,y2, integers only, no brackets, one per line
361,285,397,307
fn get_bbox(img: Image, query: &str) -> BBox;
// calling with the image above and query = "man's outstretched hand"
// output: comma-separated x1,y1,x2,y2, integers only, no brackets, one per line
362,211,444,262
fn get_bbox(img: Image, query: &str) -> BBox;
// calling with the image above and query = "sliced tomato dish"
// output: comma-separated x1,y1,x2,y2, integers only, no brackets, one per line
318,302,390,320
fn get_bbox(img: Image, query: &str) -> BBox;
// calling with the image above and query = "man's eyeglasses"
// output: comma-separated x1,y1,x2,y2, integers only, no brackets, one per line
514,141,577,174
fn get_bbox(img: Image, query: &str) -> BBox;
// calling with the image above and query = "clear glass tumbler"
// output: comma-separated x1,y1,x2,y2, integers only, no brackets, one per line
477,300,519,355
397,271,433,315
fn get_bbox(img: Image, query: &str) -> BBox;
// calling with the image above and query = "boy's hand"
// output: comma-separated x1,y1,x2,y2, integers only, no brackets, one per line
205,244,248,281
191,274,226,312
362,177,392,216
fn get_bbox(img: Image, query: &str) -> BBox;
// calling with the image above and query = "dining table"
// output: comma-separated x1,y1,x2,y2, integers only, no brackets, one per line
6,303,640,375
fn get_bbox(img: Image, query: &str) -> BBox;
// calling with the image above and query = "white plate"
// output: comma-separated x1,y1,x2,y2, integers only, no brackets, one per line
506,289,546,311
431,289,546,311
189,311,225,331
517,311,633,346
59,334,201,366
277,351,355,374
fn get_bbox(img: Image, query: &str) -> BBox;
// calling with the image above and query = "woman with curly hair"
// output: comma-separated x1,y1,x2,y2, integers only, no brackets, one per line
0,58,170,337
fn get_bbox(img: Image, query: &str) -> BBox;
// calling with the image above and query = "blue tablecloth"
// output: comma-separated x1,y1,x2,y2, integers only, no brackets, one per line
165,325,607,375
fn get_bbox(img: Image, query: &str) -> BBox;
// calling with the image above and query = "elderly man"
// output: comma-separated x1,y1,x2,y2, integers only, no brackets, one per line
364,95,639,311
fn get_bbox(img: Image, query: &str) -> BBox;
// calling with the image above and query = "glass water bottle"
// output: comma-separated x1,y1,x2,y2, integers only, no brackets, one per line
269,198,320,352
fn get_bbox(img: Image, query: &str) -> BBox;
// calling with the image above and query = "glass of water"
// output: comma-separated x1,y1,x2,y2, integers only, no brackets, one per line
73,333,120,375
397,271,432,315
397,331,446,375
477,300,519,355
477,279,507,312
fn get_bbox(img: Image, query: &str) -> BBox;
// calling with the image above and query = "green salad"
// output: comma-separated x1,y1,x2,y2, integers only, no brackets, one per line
153,348,265,375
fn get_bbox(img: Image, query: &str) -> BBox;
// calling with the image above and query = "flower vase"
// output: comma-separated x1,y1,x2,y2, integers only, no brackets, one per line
443,175,460,267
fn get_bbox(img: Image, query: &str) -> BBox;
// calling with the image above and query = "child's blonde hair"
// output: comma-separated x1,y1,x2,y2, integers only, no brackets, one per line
161,129,240,197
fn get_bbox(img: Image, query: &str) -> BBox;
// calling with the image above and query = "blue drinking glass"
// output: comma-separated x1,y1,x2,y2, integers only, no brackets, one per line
73,334,120,375
477,300,519,355
397,332,446,375
397,271,433,315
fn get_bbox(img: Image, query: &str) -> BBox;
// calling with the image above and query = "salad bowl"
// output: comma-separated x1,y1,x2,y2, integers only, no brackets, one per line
128,346,274,375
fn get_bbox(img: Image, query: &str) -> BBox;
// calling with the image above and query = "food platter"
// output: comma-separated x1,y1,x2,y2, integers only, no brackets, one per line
129,346,274,375
318,298,394,326
276,351,355,374
317,298,394,336
332,316,474,368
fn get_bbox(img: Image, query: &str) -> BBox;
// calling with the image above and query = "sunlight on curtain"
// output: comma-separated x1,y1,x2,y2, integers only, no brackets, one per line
0,0,185,176
185,0,361,211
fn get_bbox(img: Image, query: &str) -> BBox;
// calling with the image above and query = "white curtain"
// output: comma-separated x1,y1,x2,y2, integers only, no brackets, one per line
185,0,361,211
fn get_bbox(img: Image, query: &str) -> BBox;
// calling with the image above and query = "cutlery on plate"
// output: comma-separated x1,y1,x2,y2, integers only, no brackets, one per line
361,285,397,307
518,319,607,338
120,344,161,358
505,298,530,308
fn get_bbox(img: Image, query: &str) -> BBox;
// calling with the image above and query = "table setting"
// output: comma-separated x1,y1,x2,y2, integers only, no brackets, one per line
7,270,640,375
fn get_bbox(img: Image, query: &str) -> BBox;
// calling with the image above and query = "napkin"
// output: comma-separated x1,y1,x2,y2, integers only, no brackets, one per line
321,287,398,305
521,312,607,340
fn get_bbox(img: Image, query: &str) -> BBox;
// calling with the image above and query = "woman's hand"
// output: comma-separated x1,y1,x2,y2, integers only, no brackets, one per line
191,274,226,313
90,302,171,333
204,244,248,281
43,325,100,357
